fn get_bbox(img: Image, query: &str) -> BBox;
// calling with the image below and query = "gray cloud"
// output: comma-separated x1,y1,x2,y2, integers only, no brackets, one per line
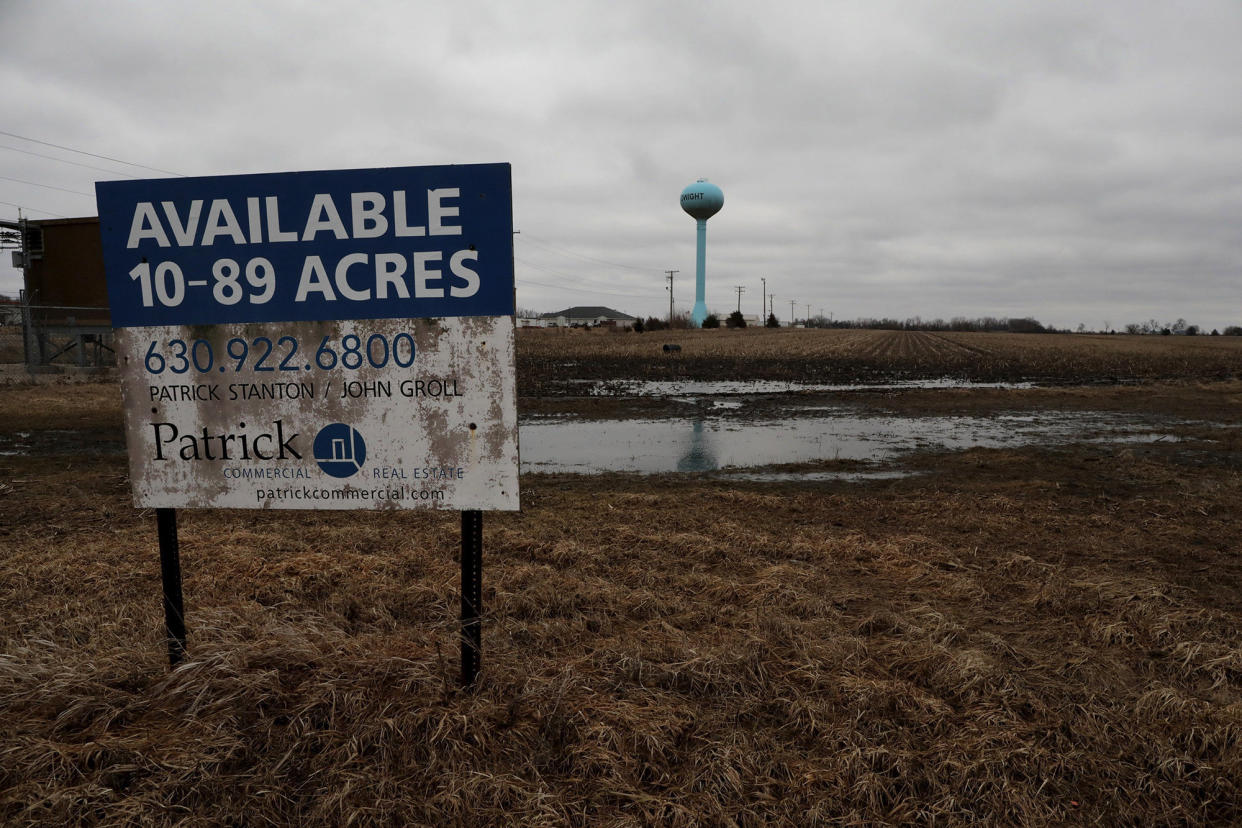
2,0,1240,330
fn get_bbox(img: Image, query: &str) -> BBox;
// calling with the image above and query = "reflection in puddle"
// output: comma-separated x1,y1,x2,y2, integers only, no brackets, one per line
520,411,1175,475
676,419,717,472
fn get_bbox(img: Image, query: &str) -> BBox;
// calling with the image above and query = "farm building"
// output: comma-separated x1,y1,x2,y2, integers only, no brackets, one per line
4,215,113,367
18,217,108,315
537,306,637,328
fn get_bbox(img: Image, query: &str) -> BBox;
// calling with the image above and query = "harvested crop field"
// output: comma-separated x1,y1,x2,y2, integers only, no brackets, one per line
518,327,1242,393
2,333,1242,825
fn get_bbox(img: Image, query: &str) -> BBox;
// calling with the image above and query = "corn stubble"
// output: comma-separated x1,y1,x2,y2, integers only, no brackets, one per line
518,327,1242,390
3,361,1242,824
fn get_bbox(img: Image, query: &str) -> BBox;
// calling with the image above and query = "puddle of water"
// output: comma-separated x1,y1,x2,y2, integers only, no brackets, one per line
720,469,922,483
1085,434,1181,444
1,415,1179,481
571,378,1035,397
519,412,1175,475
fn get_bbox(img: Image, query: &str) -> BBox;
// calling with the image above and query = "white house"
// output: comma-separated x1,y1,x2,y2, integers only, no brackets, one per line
538,306,637,328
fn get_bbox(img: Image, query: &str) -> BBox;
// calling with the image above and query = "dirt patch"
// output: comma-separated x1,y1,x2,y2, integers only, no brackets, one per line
855,380,1242,420
4,375,1237,427
522,379,1242,425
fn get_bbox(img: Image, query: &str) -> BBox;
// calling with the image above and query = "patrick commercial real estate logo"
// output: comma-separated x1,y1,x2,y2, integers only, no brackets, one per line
313,423,367,478
146,419,368,479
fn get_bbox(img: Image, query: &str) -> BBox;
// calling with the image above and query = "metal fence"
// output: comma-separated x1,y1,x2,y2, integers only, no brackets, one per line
0,302,116,368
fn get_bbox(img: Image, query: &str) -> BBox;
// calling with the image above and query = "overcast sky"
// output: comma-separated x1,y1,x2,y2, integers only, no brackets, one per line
2,1,1240,330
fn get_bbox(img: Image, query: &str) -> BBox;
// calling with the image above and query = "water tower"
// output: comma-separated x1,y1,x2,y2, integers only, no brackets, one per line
680,178,724,327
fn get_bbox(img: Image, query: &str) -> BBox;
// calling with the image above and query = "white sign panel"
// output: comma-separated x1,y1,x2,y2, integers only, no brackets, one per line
98,164,519,511
116,316,518,510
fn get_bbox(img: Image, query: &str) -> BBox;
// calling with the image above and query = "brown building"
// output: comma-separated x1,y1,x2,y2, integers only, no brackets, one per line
9,216,113,366
23,216,110,325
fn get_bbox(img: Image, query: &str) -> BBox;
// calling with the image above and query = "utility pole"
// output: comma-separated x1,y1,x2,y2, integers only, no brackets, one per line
761,277,766,321
806,304,811,321
789,300,796,326
734,285,745,314
665,270,678,322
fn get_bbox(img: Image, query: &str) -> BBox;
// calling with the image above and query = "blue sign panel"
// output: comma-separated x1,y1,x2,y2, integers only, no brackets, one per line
97,163,513,327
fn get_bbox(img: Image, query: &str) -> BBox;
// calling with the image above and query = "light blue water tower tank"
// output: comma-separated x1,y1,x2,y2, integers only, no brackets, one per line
680,178,724,327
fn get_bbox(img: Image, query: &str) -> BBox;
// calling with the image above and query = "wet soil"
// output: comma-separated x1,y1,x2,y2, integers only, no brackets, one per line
519,354,1063,395
2,379,1239,465
522,380,1242,423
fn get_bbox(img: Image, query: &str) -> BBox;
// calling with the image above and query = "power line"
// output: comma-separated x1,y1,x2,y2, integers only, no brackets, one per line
0,175,94,197
0,130,184,177
515,253,663,291
517,275,657,299
0,200,68,218
515,255,608,284
515,257,664,299
0,143,141,178
517,232,654,273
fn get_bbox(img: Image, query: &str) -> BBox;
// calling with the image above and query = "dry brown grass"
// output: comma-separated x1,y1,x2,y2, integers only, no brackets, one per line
2,379,1242,824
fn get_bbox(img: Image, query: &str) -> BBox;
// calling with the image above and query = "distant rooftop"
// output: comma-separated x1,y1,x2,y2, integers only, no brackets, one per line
540,306,636,321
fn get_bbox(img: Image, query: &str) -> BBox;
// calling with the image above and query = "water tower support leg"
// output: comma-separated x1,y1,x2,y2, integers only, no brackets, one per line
692,219,708,327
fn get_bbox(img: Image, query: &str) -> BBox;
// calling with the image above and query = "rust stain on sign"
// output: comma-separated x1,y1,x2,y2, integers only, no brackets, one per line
117,317,519,510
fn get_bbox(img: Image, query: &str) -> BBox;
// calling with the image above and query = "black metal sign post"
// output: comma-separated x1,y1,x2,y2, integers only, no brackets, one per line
461,509,483,686
152,505,482,677
156,508,187,667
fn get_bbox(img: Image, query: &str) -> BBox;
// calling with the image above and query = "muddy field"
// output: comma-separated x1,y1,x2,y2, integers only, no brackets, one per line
518,327,1242,393
2,333,1242,825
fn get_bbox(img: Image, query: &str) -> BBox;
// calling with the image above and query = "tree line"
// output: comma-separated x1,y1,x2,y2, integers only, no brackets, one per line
639,315,1240,335
522,308,1238,336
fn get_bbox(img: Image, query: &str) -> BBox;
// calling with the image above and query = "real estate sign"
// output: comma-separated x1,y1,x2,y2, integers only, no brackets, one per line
97,163,519,510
